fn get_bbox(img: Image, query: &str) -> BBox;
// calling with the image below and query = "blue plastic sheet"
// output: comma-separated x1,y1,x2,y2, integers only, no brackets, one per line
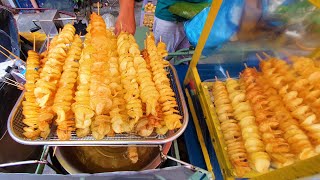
184,0,245,56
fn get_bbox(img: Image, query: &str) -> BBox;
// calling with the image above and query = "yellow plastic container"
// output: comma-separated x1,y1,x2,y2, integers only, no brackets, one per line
183,0,320,179
195,81,320,179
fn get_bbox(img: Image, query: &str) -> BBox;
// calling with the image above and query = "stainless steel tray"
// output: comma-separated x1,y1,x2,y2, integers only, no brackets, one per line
7,64,188,146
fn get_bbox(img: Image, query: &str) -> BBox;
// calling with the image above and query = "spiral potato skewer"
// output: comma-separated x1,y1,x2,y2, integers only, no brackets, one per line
225,75,270,173
261,55,320,117
89,13,112,116
146,33,182,132
87,13,114,139
241,68,294,167
279,85,320,152
213,79,250,176
52,35,82,140
35,24,76,138
117,32,143,123
23,50,41,139
157,41,168,58
258,76,317,160
260,55,320,153
72,32,95,138
132,40,159,117
141,49,166,134
290,56,320,115
287,77,320,119
121,35,159,136
291,56,320,88
106,29,132,134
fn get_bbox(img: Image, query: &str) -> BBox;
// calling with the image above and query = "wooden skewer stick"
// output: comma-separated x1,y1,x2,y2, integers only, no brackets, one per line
5,77,19,85
4,78,24,90
295,40,316,51
3,81,24,90
53,146,57,157
262,52,271,59
120,21,123,32
244,63,248,68
97,2,100,15
256,53,264,62
0,45,21,61
33,33,36,51
3,80,18,87
0,50,14,61
215,76,218,81
46,35,50,50
160,36,162,42
226,70,230,78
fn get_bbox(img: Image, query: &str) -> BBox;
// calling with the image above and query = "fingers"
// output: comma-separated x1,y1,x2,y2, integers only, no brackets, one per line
115,25,120,36
114,20,136,35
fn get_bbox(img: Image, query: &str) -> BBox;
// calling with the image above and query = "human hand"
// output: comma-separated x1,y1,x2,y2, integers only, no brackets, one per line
115,14,136,35
115,0,136,35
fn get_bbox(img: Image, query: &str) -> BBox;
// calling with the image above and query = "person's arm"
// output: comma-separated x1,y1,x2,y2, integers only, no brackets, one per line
115,0,136,35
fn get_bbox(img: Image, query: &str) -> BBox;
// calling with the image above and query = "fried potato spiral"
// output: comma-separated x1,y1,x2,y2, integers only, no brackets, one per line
123,33,160,136
291,56,320,117
133,49,159,117
105,29,132,135
35,24,76,138
88,13,114,139
226,77,270,173
213,80,250,176
117,32,143,122
291,56,320,87
258,76,316,160
52,35,82,140
146,33,182,132
279,85,320,151
157,41,168,58
109,55,132,134
89,14,113,116
261,57,320,153
241,68,294,167
23,50,41,139
72,32,95,138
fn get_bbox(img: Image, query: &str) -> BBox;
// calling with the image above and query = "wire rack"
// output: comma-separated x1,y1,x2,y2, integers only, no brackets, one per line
7,64,188,146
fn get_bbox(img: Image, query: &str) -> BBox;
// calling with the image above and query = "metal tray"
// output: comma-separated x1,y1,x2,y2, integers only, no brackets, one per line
7,64,188,146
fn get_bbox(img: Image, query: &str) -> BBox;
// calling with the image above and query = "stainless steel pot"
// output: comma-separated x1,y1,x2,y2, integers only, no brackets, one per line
54,143,171,174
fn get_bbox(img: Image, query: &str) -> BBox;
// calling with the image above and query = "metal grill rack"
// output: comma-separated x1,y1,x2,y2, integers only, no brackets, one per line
7,64,188,146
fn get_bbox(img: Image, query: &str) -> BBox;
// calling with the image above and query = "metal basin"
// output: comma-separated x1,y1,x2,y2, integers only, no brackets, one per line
54,143,171,174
